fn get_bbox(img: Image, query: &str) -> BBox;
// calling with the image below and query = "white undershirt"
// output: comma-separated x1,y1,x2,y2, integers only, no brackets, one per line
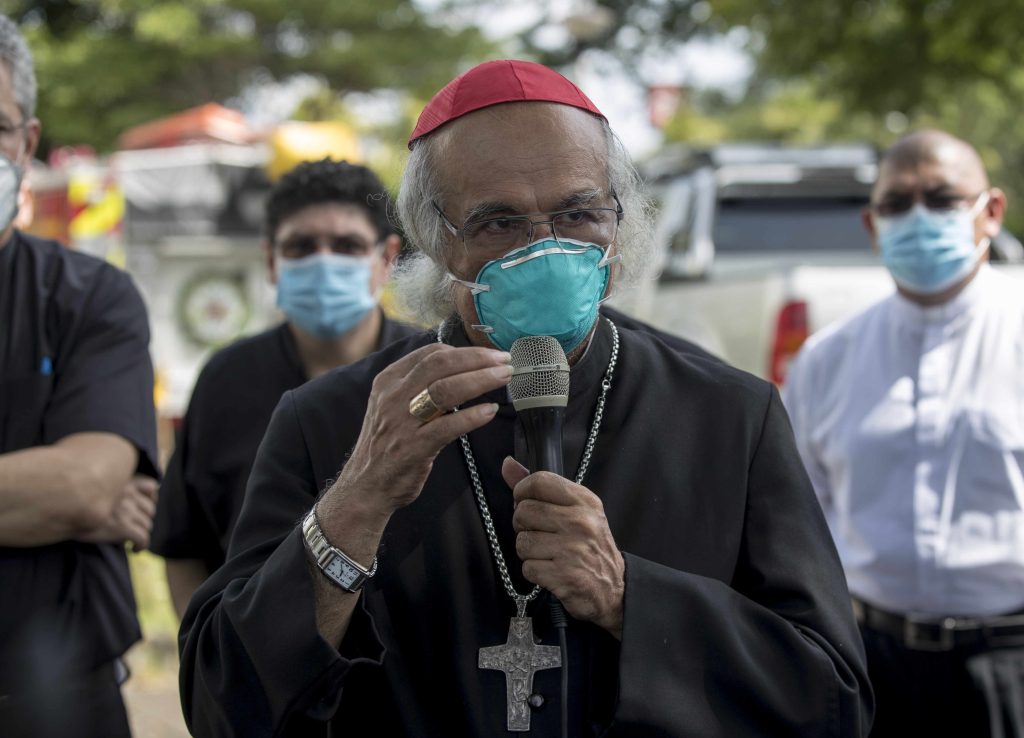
783,265,1024,617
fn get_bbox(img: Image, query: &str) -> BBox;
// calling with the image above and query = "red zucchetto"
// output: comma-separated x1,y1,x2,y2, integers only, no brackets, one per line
408,59,606,149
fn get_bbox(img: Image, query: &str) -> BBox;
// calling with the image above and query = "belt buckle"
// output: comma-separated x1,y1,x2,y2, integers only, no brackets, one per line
904,616,956,652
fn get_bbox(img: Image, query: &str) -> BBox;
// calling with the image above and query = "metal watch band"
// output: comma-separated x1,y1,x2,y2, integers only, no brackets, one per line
301,509,378,593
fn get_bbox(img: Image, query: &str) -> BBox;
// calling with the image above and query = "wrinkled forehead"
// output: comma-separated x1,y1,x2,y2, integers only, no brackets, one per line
433,102,610,212
874,139,989,197
273,202,380,243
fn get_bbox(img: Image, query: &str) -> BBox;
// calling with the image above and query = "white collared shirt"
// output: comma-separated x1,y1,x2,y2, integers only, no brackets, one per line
783,265,1024,617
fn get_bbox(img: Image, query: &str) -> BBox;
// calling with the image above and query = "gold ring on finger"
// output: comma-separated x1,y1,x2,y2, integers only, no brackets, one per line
409,387,445,424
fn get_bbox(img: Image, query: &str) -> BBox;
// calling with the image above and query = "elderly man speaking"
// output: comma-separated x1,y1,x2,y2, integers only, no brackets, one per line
180,61,872,737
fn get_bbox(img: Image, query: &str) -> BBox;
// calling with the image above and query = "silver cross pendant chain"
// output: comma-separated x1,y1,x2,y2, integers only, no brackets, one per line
438,318,620,732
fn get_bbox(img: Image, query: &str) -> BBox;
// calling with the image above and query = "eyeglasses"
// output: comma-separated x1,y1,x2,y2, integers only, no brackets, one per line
433,193,624,260
871,190,989,218
275,233,380,260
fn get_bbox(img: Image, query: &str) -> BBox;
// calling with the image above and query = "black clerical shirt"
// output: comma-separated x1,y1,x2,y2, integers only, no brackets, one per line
0,232,158,692
151,316,418,573
180,317,873,737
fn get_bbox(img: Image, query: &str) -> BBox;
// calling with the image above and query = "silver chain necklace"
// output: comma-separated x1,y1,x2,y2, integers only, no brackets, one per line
438,318,619,731
437,318,620,615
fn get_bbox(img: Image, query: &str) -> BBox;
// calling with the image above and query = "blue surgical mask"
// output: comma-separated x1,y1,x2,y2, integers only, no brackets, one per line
276,252,378,338
450,238,620,353
875,193,990,294
0,153,21,232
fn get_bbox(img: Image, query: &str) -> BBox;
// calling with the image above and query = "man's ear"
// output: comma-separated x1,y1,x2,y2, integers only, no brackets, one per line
22,118,40,164
983,188,1007,239
861,207,880,254
382,234,402,267
263,239,277,285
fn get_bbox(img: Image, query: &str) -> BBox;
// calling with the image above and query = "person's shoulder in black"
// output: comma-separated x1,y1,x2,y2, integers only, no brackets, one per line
600,305,723,365
378,313,423,347
194,323,306,416
280,326,434,466
6,231,159,473
191,312,421,411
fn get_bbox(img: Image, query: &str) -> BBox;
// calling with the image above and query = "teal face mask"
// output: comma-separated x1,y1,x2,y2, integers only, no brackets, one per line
450,238,620,353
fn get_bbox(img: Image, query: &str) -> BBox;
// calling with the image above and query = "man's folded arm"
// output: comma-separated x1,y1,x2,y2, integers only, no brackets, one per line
0,432,137,546
0,267,158,548
610,386,873,737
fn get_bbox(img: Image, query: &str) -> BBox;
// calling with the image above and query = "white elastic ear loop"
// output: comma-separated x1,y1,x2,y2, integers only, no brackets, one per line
966,191,993,267
596,245,622,305
447,273,494,334
448,274,489,296
969,190,991,218
972,236,992,262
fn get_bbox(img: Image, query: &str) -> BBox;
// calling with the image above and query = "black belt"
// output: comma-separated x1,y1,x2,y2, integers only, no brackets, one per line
852,598,1024,652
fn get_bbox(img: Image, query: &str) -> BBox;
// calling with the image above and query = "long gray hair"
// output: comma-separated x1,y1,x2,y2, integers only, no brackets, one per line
393,117,657,325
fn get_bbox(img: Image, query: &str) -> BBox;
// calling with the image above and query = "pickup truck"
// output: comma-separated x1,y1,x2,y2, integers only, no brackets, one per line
615,143,1024,383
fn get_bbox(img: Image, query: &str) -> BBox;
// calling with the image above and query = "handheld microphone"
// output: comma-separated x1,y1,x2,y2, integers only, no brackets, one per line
509,335,572,738
508,336,570,475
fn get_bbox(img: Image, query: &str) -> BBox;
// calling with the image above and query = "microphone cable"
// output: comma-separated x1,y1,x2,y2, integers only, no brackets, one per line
549,597,569,738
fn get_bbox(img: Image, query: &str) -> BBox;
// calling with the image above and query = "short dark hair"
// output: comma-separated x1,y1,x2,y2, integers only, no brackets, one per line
265,158,395,242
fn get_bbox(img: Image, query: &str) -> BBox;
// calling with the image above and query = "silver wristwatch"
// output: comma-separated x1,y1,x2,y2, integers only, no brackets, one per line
301,509,378,593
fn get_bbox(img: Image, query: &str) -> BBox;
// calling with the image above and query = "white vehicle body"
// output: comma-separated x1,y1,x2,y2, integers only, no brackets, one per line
617,144,1024,382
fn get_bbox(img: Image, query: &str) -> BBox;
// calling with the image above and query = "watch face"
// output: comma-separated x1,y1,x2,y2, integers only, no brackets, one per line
326,556,361,589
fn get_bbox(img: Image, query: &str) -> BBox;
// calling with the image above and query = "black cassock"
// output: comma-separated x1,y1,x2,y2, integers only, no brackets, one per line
180,317,872,737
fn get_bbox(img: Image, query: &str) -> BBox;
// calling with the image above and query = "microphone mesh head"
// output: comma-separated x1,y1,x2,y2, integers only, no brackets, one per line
509,336,570,409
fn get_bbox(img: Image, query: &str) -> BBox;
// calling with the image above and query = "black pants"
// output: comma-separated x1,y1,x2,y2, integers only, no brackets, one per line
0,661,132,738
861,623,993,737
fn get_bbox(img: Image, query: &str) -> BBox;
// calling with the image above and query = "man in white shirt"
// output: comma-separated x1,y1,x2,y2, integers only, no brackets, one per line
784,129,1024,736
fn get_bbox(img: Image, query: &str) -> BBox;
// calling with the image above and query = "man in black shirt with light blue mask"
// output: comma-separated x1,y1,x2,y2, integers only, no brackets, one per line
151,159,416,618
0,15,159,737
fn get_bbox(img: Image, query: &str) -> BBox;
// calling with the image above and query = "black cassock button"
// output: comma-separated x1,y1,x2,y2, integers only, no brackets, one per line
527,693,545,710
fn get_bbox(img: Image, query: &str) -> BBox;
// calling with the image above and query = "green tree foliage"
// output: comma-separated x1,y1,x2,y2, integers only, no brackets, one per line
663,83,888,147
675,0,1024,233
453,0,718,69
1,0,491,153
497,0,1024,233
713,0,1024,118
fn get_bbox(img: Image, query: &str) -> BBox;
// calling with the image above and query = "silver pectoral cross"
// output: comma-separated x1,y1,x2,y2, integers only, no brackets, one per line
479,615,562,731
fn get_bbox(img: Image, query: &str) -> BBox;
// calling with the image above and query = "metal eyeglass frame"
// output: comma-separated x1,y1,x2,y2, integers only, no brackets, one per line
432,192,624,252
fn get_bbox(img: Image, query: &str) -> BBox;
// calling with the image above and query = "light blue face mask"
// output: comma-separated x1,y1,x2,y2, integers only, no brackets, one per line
875,192,990,294
276,252,378,339
0,153,22,233
450,237,620,353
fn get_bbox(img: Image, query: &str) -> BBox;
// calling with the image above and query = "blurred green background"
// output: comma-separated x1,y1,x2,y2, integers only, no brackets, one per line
1,0,1021,229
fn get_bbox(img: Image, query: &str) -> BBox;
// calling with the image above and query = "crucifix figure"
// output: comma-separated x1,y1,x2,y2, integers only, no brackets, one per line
479,614,562,731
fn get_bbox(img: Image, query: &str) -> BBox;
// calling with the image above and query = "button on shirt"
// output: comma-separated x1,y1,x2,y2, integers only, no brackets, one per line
784,265,1024,618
